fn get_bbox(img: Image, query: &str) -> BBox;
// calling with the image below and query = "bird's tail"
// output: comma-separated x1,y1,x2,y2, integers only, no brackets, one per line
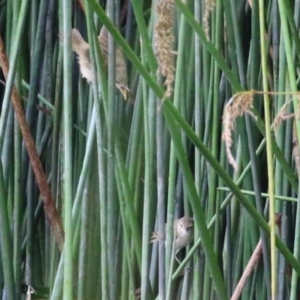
71,29,88,54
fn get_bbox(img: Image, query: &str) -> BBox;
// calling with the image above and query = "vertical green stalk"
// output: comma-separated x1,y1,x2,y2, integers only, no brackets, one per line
153,0,166,287
156,99,166,299
247,0,271,295
277,1,300,298
77,176,89,300
130,0,157,74
210,0,222,238
62,0,73,298
140,86,156,300
116,178,136,300
0,0,29,150
115,143,142,267
13,116,22,299
193,0,202,298
0,161,15,299
106,2,118,298
11,1,22,298
165,8,189,299
25,0,49,132
49,49,63,297
258,0,275,298
274,7,288,300
83,2,109,297
211,1,224,296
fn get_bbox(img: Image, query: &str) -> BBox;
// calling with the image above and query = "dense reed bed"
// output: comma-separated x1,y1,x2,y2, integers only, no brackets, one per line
1,0,300,299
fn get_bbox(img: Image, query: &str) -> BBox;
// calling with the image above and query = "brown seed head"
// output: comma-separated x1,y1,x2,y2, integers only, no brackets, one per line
154,0,175,99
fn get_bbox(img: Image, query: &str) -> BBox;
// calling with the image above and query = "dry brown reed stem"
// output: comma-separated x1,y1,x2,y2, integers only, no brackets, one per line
230,214,282,300
154,0,175,99
0,35,64,251
231,240,262,300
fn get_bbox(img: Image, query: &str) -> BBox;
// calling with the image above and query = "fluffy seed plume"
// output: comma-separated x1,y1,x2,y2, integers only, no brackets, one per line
222,91,255,170
154,0,175,99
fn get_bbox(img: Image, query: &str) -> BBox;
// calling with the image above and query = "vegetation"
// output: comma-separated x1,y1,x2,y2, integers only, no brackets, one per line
0,0,300,299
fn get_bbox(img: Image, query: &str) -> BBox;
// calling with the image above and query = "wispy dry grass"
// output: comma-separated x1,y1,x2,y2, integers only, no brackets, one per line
272,98,294,130
222,91,255,170
222,90,300,170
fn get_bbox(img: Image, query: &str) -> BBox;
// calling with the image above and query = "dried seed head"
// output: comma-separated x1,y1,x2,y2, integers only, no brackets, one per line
203,0,215,41
222,91,255,170
154,0,176,99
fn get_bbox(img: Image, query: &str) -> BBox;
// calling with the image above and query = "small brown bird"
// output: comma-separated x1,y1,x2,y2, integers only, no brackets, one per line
71,27,130,100
150,216,194,257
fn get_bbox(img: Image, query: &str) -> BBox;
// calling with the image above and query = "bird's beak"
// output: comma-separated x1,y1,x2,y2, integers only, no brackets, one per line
116,83,130,100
